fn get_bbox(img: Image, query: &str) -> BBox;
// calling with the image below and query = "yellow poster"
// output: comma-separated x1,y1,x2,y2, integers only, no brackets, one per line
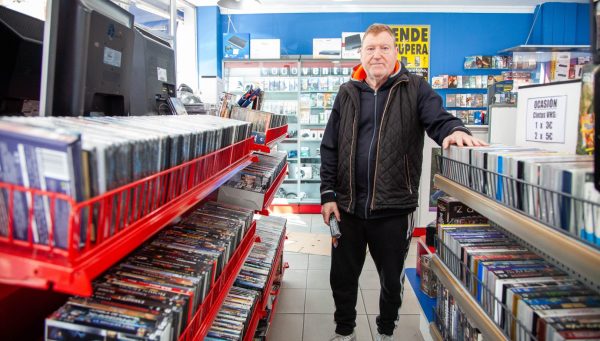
389,25,430,79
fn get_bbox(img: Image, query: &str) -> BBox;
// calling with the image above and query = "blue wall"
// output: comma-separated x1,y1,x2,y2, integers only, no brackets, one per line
529,3,590,45
196,3,591,78
197,6,222,77
220,12,533,77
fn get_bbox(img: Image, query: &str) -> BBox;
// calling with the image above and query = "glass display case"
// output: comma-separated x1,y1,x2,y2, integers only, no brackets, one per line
223,59,301,203
223,57,357,204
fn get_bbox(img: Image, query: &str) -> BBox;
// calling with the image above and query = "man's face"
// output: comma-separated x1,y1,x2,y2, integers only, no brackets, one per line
360,32,398,80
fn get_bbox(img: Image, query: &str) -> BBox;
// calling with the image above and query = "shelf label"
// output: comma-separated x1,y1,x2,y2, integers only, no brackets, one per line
525,95,567,143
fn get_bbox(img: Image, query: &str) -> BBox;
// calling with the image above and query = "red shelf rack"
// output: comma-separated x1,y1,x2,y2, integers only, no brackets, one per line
258,164,288,216
243,227,287,341
252,125,288,153
0,137,256,296
178,221,257,341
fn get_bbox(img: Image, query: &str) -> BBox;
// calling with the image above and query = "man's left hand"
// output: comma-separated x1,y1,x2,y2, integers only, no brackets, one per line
442,130,488,149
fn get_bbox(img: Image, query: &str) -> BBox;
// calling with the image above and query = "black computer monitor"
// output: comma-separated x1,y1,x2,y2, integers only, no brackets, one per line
130,25,176,115
0,6,44,115
41,0,135,116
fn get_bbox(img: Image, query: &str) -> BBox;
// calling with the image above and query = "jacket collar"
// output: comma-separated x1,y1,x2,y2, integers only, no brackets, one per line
350,61,404,82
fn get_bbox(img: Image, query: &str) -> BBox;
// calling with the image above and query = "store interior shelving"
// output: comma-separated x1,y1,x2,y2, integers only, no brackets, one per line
0,137,256,296
430,154,600,341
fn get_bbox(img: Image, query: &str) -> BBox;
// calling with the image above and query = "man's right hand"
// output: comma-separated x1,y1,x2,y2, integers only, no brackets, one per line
321,202,341,226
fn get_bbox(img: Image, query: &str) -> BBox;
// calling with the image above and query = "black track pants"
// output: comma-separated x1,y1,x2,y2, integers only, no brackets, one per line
330,210,414,336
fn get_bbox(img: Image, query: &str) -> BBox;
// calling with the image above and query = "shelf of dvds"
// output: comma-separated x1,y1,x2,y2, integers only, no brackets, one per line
224,58,357,204
252,124,289,153
259,164,288,216
0,137,256,296
433,174,600,289
243,226,287,341
179,221,258,341
430,254,509,341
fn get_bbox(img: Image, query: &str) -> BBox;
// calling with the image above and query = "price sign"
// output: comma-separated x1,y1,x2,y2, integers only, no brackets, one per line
526,95,567,143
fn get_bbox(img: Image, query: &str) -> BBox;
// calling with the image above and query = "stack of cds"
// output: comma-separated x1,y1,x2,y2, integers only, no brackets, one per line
45,201,254,341
235,215,287,292
443,145,599,245
223,151,287,194
205,287,260,341
0,116,252,249
229,107,288,144
436,282,482,341
206,215,287,341
437,223,600,341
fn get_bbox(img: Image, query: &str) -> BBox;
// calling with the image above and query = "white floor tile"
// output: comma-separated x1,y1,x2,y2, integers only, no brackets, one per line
267,313,304,341
277,288,306,314
368,314,424,341
308,254,331,270
307,269,331,289
363,253,377,271
405,254,418,269
282,269,308,289
302,314,372,341
284,252,309,270
285,214,313,230
359,270,380,290
286,223,312,233
305,288,366,315
361,284,419,315
399,287,420,315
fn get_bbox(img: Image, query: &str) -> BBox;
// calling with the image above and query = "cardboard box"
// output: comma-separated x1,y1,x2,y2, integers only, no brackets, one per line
218,185,266,211
436,196,487,238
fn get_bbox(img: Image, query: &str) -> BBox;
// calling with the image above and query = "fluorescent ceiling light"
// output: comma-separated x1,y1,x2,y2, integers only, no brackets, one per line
217,0,262,10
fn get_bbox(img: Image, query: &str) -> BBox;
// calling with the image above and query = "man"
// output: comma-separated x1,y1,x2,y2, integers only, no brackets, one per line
320,24,486,341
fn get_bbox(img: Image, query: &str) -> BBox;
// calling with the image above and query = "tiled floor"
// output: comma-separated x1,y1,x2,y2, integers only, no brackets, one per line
267,213,425,341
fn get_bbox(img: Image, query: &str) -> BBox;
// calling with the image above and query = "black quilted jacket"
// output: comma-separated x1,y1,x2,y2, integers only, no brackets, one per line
320,64,468,218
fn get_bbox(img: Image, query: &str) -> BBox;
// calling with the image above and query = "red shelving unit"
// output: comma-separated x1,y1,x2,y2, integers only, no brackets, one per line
252,125,288,153
0,137,255,296
242,228,287,341
178,221,257,341
258,164,288,216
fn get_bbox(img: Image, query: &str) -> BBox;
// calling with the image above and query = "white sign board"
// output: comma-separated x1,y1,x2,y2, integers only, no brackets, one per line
525,95,567,143
515,80,582,153
250,39,281,59
313,38,341,59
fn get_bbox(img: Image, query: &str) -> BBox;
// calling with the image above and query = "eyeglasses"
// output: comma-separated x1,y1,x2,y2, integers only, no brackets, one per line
362,45,395,56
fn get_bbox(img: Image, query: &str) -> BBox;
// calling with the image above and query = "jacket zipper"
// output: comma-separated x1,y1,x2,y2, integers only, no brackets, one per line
366,91,377,217
404,154,413,194
347,111,358,212
370,79,407,210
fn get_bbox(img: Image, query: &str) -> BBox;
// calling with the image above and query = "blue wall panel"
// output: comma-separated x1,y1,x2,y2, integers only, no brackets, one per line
199,3,590,77
530,2,590,45
197,6,220,76
220,12,533,77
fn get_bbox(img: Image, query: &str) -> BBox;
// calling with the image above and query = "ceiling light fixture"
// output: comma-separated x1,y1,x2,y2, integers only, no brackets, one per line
217,0,262,10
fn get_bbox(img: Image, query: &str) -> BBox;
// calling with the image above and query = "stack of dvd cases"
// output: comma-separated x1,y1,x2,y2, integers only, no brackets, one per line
442,145,599,245
206,215,287,341
436,282,482,341
224,151,287,193
229,107,288,144
205,287,260,341
235,215,286,292
0,116,252,249
45,201,254,341
437,222,600,341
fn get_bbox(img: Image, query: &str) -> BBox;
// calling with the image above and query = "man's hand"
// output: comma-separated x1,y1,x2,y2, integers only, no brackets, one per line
321,202,340,226
442,130,488,149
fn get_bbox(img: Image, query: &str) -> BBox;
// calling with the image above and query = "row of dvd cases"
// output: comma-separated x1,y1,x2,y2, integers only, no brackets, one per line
427,152,600,341
0,115,288,340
